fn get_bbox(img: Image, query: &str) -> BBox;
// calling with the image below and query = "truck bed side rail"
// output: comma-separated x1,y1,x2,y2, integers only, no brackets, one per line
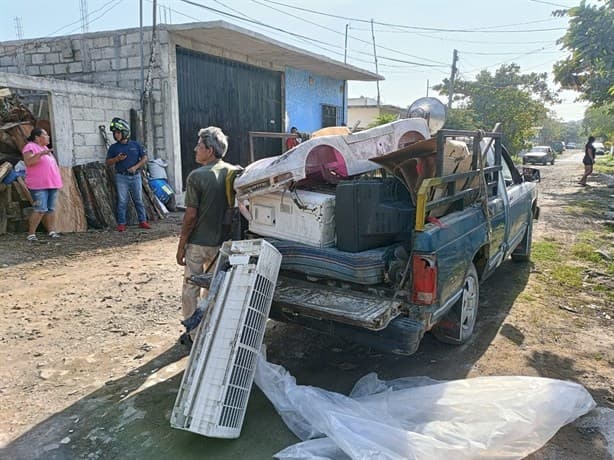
415,165,500,231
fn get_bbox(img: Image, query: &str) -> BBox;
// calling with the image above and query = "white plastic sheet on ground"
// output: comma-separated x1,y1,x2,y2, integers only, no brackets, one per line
254,351,596,460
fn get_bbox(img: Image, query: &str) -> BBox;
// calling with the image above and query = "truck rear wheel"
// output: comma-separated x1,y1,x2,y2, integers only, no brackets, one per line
432,263,479,345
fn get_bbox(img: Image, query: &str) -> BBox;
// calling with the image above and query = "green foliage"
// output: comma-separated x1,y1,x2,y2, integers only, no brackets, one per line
443,107,477,130
537,115,564,145
532,241,562,263
551,265,583,289
594,155,614,174
367,113,398,128
583,102,614,141
553,0,614,105
435,64,552,154
572,242,603,263
560,120,583,143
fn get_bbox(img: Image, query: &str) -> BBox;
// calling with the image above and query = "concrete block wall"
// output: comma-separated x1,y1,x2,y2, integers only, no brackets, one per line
0,27,169,160
0,73,140,167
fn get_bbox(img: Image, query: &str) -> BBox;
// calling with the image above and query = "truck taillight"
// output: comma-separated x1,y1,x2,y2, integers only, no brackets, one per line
412,254,437,305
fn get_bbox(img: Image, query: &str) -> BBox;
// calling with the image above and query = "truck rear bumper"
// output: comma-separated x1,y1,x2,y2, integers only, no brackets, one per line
270,307,426,356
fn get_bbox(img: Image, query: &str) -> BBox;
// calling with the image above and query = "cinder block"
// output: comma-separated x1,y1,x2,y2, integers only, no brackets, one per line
93,37,111,48
32,54,45,65
54,63,69,74
95,98,115,109
127,56,142,68
73,134,87,146
102,47,117,59
120,44,140,58
85,108,106,121
90,49,103,59
26,65,40,75
39,65,54,74
94,60,111,72
84,133,103,145
126,32,142,44
70,94,92,107
111,58,128,70
68,62,83,73
73,120,93,133
0,56,16,67
45,53,60,65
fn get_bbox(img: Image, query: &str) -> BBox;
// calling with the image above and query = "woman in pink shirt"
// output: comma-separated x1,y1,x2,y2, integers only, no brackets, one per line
22,128,63,241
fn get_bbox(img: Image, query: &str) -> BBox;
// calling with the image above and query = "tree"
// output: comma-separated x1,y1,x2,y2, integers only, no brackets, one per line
537,114,564,145
583,102,614,141
443,107,477,130
367,113,398,128
560,120,583,143
553,0,614,105
434,64,552,154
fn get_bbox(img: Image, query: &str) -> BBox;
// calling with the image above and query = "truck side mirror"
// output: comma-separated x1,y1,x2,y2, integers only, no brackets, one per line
521,167,540,183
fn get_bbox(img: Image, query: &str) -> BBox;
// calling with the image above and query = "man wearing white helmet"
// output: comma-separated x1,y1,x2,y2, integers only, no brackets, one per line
105,117,151,232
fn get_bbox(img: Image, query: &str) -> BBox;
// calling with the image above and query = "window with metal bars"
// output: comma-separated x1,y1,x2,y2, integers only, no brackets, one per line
322,104,338,127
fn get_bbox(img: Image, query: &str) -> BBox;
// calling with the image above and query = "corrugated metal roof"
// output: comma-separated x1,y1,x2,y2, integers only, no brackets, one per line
167,21,383,82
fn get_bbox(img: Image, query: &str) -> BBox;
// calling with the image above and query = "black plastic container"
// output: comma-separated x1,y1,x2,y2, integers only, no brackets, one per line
335,178,414,252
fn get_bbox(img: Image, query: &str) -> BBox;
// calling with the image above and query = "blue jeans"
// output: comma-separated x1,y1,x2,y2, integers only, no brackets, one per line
30,188,59,213
115,173,146,225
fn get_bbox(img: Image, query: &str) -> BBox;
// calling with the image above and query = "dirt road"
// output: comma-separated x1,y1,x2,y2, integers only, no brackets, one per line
1,150,612,459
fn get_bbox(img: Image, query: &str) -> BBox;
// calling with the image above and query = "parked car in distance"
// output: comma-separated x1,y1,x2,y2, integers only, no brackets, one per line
593,142,606,155
551,141,565,154
566,142,577,149
523,146,555,165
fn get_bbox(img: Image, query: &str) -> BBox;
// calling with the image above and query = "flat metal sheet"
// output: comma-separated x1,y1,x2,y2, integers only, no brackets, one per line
273,277,401,331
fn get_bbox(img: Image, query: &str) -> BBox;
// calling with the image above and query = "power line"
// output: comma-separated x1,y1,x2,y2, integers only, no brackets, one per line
149,0,378,66
460,46,560,56
528,0,572,8
1,0,125,58
177,0,448,68
259,0,566,33
250,0,449,66
353,17,562,33
464,46,559,73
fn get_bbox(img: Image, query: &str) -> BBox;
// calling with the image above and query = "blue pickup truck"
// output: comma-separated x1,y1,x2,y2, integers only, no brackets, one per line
233,124,539,356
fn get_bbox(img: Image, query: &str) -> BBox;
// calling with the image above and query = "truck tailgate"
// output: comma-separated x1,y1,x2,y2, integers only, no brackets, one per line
273,276,401,331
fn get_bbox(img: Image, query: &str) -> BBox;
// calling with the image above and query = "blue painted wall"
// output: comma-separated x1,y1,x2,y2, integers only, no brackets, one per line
284,67,347,134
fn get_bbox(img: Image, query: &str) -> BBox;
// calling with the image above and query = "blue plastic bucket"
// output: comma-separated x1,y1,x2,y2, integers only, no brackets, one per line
149,178,174,203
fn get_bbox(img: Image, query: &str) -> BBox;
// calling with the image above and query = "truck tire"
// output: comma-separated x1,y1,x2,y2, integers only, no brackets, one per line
431,263,479,345
511,210,533,262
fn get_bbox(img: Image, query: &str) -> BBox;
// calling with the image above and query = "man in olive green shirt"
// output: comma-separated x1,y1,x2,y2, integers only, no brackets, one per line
176,126,236,335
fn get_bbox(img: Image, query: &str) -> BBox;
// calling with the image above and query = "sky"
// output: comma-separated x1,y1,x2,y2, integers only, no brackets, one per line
0,0,592,121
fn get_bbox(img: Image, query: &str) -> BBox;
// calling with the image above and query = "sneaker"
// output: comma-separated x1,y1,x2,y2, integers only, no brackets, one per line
48,231,60,238
26,234,38,242
138,221,151,229
117,224,126,232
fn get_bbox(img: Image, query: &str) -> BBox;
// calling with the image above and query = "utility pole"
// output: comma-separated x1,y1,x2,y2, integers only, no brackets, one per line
344,24,349,64
370,19,381,108
79,0,89,33
14,17,23,40
447,49,458,110
140,0,144,94
426,79,429,97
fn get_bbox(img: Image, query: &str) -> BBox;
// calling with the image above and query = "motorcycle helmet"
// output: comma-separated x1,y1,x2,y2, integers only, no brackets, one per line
110,117,130,139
